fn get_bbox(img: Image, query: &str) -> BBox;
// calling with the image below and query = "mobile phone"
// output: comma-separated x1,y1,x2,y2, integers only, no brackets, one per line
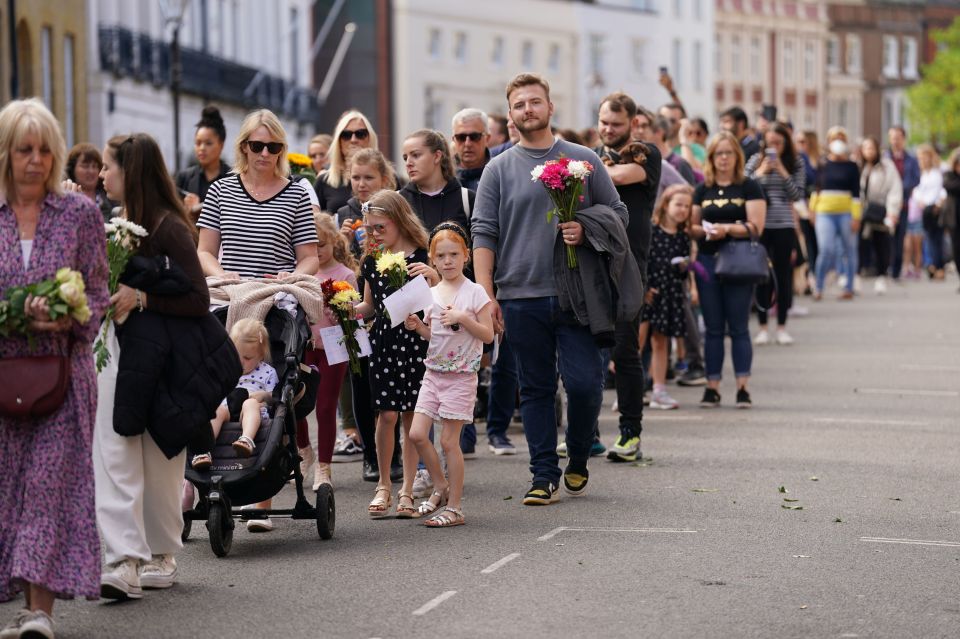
765,147,778,161
659,66,668,76
761,104,778,122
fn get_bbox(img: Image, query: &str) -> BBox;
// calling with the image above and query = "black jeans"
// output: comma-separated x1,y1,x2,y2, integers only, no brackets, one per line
611,316,644,438
861,224,892,276
800,218,818,283
923,208,946,269
891,208,909,278
682,294,704,370
757,228,795,327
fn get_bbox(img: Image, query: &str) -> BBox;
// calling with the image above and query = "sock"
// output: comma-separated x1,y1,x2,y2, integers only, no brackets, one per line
653,383,666,394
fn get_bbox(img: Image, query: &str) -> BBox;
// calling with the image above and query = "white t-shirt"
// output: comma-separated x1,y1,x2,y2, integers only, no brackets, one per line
237,361,279,395
423,279,490,373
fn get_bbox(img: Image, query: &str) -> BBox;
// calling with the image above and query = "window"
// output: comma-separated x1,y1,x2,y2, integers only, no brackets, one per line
673,0,682,19
428,28,442,60
454,32,467,64
715,34,722,75
63,34,76,147
749,36,761,80
731,35,741,75
289,8,299,81
826,35,839,71
198,0,209,52
838,100,848,128
40,27,53,107
230,0,239,59
548,43,561,73
424,88,443,130
845,34,861,73
589,34,604,76
803,41,815,85
694,0,703,21
491,36,504,67
693,40,703,91
672,39,683,89
632,39,646,78
902,37,918,78
883,35,899,78
783,39,794,82
522,40,534,68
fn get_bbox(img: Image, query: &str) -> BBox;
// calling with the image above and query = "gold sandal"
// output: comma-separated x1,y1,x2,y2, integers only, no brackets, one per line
368,487,392,519
425,506,465,528
396,492,417,519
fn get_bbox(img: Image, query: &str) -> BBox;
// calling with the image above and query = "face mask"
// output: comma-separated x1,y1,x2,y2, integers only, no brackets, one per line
829,140,848,156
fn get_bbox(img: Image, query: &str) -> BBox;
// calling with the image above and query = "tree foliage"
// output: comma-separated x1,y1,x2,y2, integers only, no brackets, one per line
906,16,960,146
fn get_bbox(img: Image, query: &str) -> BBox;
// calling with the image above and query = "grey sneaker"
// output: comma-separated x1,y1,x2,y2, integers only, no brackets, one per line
18,610,54,639
100,558,143,600
0,609,30,639
412,469,433,498
140,554,177,589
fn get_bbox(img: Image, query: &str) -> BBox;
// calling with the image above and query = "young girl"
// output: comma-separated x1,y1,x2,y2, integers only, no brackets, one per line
353,190,438,518
295,214,358,489
336,148,397,255
191,318,277,469
640,184,693,410
404,223,494,527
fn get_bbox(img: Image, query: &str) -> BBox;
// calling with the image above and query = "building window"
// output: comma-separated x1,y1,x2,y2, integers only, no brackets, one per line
826,35,839,71
845,34,861,73
492,36,504,67
589,34,604,77
632,39,646,78
803,41,815,85
454,32,467,64
883,35,899,78
198,0,209,52
673,0,682,19
902,37,918,79
731,35,741,77
425,88,443,130
715,33,722,76
522,40,534,68
428,28,442,60
672,39,683,89
548,43,561,73
838,100,847,128
64,34,76,147
783,39,794,82
289,7,299,81
693,40,703,91
749,36,760,81
40,27,53,108
693,0,703,21
231,0,239,59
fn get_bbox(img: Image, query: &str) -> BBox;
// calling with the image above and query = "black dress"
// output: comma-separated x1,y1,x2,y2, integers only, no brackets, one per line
640,226,690,338
360,248,430,411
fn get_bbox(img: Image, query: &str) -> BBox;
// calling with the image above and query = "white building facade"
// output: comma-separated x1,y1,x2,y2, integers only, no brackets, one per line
86,0,320,171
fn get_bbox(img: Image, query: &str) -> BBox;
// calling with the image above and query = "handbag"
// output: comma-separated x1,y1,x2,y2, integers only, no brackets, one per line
714,222,771,284
862,168,886,224
0,340,72,419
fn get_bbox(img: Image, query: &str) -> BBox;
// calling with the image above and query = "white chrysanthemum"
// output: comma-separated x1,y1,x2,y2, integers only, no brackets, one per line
567,161,592,180
104,223,118,234
375,250,408,275
530,165,545,181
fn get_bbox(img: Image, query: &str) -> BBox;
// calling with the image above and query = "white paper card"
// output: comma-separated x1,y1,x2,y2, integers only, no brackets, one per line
319,325,349,365
382,274,434,328
356,327,373,357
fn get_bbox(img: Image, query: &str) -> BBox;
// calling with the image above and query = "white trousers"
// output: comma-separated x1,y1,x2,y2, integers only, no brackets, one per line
92,323,185,565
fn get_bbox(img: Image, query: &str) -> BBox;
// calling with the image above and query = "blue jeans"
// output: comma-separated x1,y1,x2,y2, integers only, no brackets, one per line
695,254,753,381
815,213,856,293
502,297,604,484
485,333,519,440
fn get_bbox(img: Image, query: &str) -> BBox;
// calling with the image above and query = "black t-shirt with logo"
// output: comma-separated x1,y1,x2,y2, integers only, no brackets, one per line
693,178,765,255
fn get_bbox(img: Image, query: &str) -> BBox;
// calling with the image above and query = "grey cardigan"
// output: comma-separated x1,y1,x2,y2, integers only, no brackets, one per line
860,158,903,220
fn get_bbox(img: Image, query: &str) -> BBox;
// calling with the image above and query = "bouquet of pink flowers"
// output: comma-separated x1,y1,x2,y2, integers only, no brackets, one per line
530,157,594,269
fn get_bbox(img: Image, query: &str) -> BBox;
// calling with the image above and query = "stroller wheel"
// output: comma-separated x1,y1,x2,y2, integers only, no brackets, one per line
207,502,234,557
315,484,335,540
181,517,192,542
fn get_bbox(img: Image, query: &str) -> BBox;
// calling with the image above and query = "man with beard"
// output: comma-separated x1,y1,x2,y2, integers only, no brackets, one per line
472,74,628,505
593,92,659,462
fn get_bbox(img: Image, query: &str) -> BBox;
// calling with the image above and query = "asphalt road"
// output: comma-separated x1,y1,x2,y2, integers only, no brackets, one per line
3,274,958,639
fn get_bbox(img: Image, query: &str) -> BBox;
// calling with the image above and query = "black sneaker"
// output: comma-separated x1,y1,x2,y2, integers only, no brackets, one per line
362,460,378,482
562,467,589,497
700,388,721,408
522,482,559,506
677,366,707,386
736,388,752,409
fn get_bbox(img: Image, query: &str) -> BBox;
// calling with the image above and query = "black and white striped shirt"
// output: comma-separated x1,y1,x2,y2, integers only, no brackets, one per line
198,174,318,277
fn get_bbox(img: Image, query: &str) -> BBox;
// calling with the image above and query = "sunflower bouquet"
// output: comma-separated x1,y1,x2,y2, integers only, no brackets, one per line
287,152,317,183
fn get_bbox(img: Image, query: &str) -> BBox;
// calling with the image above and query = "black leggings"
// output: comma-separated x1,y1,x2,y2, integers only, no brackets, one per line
860,224,891,276
757,227,796,327
350,357,399,465
800,218,817,283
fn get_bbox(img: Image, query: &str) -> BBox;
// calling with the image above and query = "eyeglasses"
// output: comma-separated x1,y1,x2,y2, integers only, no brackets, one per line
340,128,370,141
246,141,284,154
453,132,484,143
364,223,389,234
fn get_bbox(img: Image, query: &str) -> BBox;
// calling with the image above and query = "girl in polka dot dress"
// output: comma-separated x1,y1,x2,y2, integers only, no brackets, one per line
354,190,438,519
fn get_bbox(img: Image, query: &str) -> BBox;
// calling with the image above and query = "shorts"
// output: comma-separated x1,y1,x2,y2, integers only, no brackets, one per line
413,370,477,423
906,219,924,235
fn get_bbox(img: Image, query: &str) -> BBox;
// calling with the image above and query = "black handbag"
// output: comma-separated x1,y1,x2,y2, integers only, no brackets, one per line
714,222,771,284
862,169,886,224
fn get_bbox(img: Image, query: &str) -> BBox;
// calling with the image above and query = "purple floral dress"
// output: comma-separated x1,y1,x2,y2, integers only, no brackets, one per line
0,192,108,601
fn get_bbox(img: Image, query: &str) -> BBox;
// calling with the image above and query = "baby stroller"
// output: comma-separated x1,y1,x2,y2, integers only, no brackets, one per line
181,304,330,557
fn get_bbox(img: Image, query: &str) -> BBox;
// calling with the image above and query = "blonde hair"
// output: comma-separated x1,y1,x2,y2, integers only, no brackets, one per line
315,212,358,272
704,131,746,187
826,126,848,144
348,148,397,190
230,318,271,363
653,184,694,231
233,109,289,179
328,111,379,188
0,98,66,198
362,189,429,257
309,133,333,148
917,144,939,172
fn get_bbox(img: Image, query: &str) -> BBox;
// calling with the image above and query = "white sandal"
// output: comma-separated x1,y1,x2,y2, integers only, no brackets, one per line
424,506,464,528
232,435,255,457
416,489,447,516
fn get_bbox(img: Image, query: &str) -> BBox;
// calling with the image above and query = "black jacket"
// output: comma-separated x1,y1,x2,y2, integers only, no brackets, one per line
399,178,474,236
175,161,231,202
456,149,490,191
314,170,352,214
335,197,364,257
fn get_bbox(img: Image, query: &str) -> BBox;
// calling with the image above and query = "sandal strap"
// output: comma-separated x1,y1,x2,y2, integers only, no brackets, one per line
236,435,255,448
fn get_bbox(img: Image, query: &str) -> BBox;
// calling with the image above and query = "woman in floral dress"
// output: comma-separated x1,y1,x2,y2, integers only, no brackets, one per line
0,99,109,638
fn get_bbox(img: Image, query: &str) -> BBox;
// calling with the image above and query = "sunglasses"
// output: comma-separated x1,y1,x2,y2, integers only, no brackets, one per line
453,132,484,143
246,140,284,154
364,223,389,234
340,128,370,141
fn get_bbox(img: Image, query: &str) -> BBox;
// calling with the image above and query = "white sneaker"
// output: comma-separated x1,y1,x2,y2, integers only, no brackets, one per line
17,610,54,639
754,330,770,345
788,305,809,317
140,554,177,589
610,399,619,413
854,275,863,293
313,462,332,491
241,504,273,532
649,390,679,410
412,469,433,498
837,274,848,289
298,446,315,479
100,558,143,600
874,277,887,295
0,609,30,639
556,441,568,458
775,330,794,345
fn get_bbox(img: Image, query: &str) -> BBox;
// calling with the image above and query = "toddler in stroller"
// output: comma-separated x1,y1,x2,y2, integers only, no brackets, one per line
191,318,278,470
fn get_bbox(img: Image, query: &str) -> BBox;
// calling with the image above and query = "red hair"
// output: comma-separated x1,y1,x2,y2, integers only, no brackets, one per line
428,228,470,265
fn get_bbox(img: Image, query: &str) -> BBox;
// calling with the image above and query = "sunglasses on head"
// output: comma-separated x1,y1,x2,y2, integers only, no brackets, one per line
246,140,284,154
453,132,484,143
340,128,370,141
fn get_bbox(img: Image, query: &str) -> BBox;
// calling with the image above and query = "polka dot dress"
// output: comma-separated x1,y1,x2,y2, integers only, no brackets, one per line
360,248,429,411
640,226,690,338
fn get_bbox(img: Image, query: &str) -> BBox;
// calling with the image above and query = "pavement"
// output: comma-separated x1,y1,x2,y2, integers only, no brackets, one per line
3,273,958,639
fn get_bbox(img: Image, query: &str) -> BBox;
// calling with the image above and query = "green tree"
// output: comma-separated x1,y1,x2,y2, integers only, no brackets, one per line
906,16,960,146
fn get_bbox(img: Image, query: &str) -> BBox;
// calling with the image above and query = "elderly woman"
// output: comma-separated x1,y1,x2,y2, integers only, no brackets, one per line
313,110,379,213
197,108,319,279
0,99,109,638
65,142,114,221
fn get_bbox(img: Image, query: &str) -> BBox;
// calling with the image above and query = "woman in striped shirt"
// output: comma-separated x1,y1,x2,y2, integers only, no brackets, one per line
197,109,319,279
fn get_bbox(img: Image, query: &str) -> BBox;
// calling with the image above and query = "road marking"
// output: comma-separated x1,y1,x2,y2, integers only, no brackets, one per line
813,417,928,427
538,526,698,541
854,388,959,398
412,591,457,616
900,364,960,372
860,537,960,548
481,552,520,574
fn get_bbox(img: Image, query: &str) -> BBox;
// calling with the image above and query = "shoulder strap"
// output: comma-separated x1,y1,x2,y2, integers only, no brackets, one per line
461,187,471,221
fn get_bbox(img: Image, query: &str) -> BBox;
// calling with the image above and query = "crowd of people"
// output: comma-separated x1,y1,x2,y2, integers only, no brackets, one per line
1,67,957,637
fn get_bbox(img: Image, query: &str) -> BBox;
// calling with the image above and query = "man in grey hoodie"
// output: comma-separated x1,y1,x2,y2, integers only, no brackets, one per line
472,73,628,505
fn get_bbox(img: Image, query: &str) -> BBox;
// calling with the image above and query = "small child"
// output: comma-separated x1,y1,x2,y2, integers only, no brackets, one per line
191,318,278,469
404,223,494,527
640,184,693,410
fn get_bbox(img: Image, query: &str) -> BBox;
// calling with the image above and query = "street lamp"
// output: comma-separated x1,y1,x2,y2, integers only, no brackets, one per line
159,0,191,173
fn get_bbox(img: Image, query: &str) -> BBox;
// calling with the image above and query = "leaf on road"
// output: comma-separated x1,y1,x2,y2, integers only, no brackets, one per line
692,488,719,493
800,605,809,610
888,497,902,501
781,504,804,510
503,496,513,501
778,486,788,493
809,477,819,481
834,517,843,523
783,498,800,503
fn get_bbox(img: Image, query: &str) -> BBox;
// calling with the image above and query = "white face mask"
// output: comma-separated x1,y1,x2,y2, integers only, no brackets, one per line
829,140,848,156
